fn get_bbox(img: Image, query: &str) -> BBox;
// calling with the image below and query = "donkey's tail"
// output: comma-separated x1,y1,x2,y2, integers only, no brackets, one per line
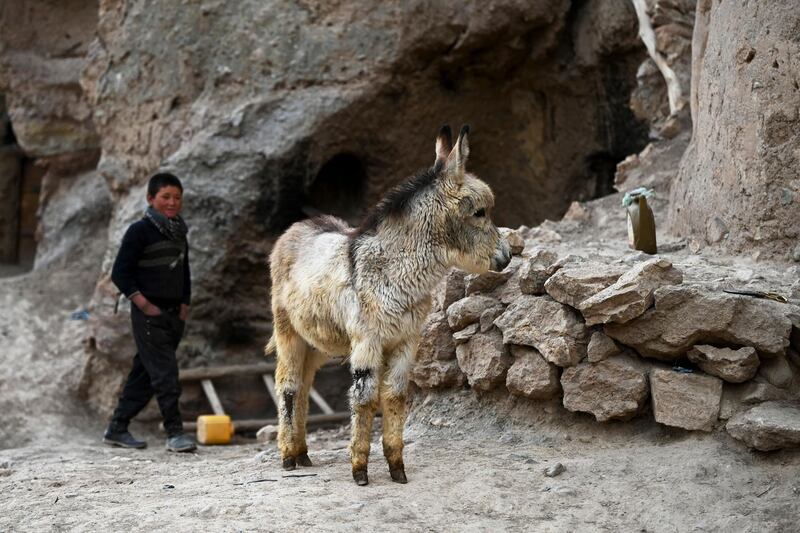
264,335,277,357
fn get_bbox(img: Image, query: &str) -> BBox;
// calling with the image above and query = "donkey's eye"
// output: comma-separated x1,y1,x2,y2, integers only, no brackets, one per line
473,208,486,218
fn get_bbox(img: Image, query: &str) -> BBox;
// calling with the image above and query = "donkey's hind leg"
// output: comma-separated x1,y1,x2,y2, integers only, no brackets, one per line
293,348,327,467
274,308,311,470
380,342,415,483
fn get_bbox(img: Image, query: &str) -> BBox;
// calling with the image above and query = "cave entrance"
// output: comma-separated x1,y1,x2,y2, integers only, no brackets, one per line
305,153,367,226
0,104,40,275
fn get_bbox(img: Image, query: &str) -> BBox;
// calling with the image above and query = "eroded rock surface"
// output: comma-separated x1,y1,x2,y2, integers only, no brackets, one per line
587,331,621,363
447,295,502,331
650,369,722,431
687,345,759,383
495,295,589,367
544,262,627,309
455,329,511,392
410,312,464,389
727,402,800,451
578,258,683,325
605,287,797,360
561,355,649,422
669,0,800,258
506,345,560,400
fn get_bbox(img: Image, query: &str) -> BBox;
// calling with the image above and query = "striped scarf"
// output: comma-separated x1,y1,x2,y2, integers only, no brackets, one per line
145,206,188,242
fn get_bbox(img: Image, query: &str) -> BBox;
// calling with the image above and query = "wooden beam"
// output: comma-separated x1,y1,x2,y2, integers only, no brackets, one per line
179,363,276,382
309,387,335,415
183,412,352,432
262,374,280,408
178,357,347,382
201,379,225,415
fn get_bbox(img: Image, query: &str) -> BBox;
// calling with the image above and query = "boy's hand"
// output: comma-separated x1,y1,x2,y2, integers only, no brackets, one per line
179,304,189,321
131,293,161,316
141,302,162,316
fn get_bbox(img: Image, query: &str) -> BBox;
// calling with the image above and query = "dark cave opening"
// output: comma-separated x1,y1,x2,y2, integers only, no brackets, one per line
0,102,39,270
306,152,367,226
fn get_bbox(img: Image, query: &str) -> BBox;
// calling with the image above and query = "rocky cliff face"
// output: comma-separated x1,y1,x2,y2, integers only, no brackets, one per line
0,0,108,272
50,0,658,414
4,0,795,440
669,0,800,259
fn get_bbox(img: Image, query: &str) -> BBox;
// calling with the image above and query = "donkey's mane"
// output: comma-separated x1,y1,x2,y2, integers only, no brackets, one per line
356,161,443,236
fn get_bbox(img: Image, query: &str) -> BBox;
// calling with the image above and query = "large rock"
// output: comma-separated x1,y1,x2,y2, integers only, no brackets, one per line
432,269,466,313
668,0,800,258
505,345,560,400
410,312,465,389
446,295,501,331
726,402,800,451
495,270,524,305
605,286,797,360
499,227,525,255
455,329,511,392
452,323,479,345
687,345,759,383
518,249,560,296
650,369,722,431
560,354,649,422
544,262,627,308
741,378,793,405
479,305,505,333
410,359,465,390
586,331,621,363
465,256,521,295
719,379,794,420
757,356,794,390
0,0,100,158
578,258,683,325
495,295,589,367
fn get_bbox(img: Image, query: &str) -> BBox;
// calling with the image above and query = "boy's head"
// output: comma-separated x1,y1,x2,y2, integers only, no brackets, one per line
147,172,183,219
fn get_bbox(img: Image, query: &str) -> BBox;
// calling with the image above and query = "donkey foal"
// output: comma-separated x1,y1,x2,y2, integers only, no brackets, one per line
266,125,511,485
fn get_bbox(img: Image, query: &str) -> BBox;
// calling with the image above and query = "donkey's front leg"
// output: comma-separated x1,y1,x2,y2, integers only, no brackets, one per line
348,338,382,486
381,342,416,484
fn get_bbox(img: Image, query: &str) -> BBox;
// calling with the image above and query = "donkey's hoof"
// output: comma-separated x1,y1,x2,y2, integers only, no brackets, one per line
297,453,313,467
353,469,369,486
282,457,297,471
389,467,408,484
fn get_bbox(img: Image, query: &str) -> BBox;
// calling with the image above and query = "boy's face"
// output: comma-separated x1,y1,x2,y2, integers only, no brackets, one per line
147,185,183,218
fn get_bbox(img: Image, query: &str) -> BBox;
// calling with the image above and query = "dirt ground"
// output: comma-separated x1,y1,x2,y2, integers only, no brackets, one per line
2,187,799,532
2,389,799,532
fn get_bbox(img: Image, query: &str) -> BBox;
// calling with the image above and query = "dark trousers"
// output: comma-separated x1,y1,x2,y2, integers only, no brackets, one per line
109,305,186,437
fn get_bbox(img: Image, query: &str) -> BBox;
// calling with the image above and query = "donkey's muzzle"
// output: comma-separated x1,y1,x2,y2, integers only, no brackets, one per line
489,237,512,272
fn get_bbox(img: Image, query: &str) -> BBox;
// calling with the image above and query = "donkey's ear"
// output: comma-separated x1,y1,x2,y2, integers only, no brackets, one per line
434,125,453,168
444,124,470,182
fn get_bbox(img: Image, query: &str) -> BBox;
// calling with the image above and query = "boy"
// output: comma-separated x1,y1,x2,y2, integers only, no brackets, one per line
104,172,196,452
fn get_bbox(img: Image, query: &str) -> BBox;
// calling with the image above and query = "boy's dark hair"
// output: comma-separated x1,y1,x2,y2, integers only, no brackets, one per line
147,172,183,197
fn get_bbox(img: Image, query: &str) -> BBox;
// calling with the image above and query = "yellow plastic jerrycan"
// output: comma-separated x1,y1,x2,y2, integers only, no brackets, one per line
197,414,234,445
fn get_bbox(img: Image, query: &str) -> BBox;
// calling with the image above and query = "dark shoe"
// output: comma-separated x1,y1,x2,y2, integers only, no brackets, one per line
166,433,197,452
103,430,147,449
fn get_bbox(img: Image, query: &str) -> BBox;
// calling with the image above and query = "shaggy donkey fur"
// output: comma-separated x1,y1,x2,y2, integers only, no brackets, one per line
266,125,511,485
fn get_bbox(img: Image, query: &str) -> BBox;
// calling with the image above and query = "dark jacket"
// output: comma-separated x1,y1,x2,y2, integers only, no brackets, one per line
111,218,191,308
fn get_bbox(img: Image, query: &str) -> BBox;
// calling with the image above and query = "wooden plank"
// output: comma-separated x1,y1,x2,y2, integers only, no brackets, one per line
262,374,280,408
178,357,347,382
179,363,276,382
201,379,226,415
309,387,335,415
183,412,352,432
